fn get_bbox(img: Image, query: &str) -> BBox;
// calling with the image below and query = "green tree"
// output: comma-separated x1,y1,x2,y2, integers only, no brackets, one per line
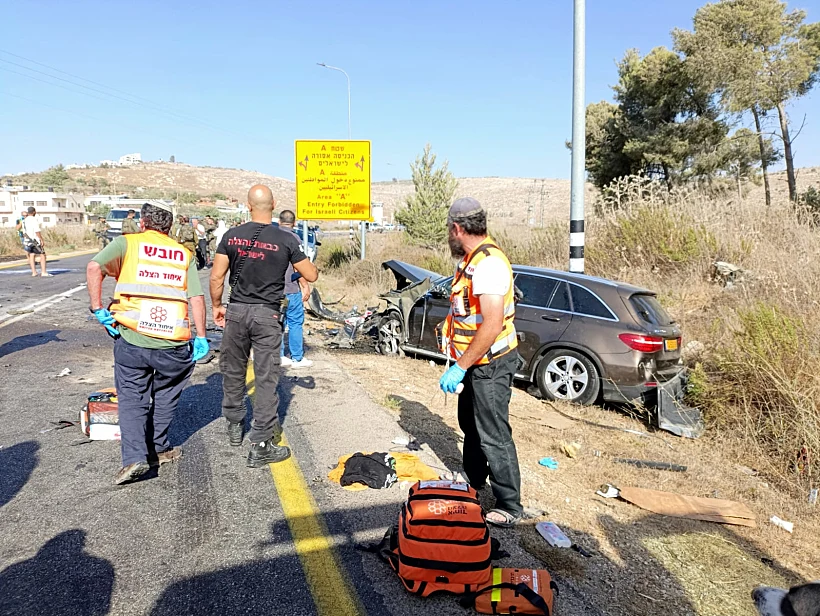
675,0,820,202
169,155,176,163
394,144,458,247
583,47,729,190
38,164,70,190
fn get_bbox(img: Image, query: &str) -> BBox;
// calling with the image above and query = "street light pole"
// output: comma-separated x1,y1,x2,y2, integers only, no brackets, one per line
569,0,586,274
318,62,365,260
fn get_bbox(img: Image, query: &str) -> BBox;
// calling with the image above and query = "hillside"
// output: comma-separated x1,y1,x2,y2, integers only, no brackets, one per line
7,161,820,225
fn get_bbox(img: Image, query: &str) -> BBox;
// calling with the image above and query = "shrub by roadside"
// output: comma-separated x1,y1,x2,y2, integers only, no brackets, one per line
0,226,97,258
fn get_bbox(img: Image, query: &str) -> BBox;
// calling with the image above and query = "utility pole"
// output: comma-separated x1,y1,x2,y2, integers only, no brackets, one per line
318,62,365,260
569,0,586,273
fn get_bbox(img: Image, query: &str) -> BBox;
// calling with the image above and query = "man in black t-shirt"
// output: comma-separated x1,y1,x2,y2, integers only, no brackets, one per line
210,185,318,468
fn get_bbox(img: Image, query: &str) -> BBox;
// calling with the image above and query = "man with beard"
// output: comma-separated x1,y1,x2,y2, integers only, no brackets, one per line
438,197,523,527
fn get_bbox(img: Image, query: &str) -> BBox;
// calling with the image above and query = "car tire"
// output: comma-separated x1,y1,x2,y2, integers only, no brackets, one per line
376,312,405,357
536,349,600,405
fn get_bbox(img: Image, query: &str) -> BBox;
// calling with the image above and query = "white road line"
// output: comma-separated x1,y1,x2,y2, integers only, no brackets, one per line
0,284,87,329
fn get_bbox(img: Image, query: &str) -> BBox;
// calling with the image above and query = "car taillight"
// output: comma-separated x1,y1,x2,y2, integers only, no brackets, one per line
619,333,664,353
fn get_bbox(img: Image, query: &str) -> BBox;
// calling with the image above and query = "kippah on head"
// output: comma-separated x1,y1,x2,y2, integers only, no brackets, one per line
448,197,484,222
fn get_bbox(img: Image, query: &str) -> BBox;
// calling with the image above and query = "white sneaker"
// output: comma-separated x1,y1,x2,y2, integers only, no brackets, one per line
290,358,313,368
280,357,293,367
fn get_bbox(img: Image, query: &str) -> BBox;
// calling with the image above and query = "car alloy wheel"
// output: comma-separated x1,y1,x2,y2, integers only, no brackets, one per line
536,349,600,405
376,312,405,356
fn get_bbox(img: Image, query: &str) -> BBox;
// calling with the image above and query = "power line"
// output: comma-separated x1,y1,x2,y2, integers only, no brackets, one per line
0,51,267,145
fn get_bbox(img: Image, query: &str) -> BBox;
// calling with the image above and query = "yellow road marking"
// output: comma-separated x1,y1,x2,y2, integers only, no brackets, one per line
246,362,362,616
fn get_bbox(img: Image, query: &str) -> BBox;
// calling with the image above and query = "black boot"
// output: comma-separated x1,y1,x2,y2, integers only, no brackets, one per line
247,439,291,468
227,421,244,447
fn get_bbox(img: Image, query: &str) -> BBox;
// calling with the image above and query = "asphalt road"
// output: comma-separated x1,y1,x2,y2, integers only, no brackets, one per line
0,252,601,616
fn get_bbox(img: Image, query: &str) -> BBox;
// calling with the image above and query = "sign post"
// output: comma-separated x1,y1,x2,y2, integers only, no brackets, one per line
295,140,371,259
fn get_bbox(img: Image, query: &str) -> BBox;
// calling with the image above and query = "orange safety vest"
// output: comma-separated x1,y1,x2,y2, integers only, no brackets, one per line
443,241,517,366
110,230,193,341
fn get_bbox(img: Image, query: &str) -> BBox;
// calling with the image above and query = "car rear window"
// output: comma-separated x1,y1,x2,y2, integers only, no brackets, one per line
514,274,557,308
630,294,675,326
570,284,614,319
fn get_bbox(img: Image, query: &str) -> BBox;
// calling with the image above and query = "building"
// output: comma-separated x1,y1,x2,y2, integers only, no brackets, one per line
118,153,141,166
0,187,86,228
85,195,174,211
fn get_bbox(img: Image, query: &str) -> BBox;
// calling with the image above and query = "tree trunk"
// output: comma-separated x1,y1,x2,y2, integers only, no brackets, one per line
752,106,771,207
776,102,797,202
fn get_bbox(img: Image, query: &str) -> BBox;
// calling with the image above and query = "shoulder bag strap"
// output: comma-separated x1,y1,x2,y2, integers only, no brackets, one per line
227,224,265,305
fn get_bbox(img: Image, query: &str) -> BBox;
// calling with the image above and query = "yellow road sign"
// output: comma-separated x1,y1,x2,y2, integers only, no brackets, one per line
295,140,371,221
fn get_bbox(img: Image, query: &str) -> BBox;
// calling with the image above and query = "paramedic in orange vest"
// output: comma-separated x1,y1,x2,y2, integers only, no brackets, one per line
439,197,523,527
86,201,209,485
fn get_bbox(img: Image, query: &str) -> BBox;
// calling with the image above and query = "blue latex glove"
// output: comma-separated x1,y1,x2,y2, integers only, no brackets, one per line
192,337,210,362
93,308,119,338
539,457,559,470
439,363,467,394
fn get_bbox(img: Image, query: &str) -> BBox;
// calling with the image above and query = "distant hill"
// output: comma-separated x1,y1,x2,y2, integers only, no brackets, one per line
6,161,819,226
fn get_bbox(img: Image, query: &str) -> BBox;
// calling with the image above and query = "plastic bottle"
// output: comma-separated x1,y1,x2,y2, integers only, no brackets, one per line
536,522,572,548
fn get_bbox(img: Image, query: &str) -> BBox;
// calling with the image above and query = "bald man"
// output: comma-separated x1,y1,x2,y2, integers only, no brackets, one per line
210,185,318,468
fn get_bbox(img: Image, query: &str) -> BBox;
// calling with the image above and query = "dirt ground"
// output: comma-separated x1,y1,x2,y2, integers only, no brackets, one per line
299,311,819,616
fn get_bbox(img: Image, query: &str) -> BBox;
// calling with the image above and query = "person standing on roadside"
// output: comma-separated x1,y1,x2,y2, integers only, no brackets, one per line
22,206,51,277
121,209,140,235
438,197,523,527
277,210,312,368
191,217,207,270
178,217,197,255
86,201,210,485
204,216,217,265
15,211,27,249
94,216,111,248
213,219,228,249
210,185,318,468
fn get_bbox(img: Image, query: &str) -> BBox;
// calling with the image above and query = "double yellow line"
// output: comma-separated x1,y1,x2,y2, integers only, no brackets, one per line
246,362,363,616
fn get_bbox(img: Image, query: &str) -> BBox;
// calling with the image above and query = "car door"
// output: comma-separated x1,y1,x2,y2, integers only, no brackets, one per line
416,278,453,352
513,274,573,372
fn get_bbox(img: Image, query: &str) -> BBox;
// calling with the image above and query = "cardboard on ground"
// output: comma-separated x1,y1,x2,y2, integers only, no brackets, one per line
295,140,371,221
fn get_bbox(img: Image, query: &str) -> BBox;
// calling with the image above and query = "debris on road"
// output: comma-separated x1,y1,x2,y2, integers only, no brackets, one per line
56,368,71,377
40,420,77,434
536,522,572,548
617,486,756,527
710,261,749,287
613,458,688,473
7,309,34,315
559,440,581,458
538,457,559,470
596,484,620,499
770,515,794,533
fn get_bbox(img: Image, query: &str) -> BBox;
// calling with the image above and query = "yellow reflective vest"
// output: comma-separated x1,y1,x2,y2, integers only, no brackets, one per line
110,231,193,341
443,241,518,366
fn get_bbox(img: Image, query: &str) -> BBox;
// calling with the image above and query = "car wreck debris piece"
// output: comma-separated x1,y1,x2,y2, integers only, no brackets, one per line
613,458,687,473
617,486,756,527
769,516,794,533
559,441,582,458
657,382,704,439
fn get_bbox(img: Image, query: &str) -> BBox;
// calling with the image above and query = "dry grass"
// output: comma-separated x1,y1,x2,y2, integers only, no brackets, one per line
0,225,96,258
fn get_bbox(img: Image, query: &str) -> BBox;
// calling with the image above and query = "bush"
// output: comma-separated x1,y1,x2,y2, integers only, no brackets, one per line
419,251,454,276
317,240,354,270
494,223,566,269
704,303,819,486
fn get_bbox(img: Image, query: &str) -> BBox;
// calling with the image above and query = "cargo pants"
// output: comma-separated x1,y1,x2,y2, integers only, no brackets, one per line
457,351,523,517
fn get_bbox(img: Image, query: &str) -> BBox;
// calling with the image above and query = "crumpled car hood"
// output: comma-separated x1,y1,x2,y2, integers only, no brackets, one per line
382,260,447,290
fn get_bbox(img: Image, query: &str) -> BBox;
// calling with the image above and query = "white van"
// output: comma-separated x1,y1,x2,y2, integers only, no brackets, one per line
105,208,141,237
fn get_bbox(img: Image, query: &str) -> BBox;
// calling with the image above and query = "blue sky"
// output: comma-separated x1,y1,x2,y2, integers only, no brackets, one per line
1,0,819,181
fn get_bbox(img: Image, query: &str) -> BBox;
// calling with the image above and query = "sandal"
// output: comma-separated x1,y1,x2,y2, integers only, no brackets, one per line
486,508,522,528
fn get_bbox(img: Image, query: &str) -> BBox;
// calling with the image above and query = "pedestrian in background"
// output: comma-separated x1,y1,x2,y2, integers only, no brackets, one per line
210,185,318,468
438,197,523,527
204,216,217,264
278,210,312,368
22,206,50,277
213,219,228,248
192,217,208,269
93,216,110,248
86,201,210,485
14,211,27,249
121,209,139,235
178,217,197,256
